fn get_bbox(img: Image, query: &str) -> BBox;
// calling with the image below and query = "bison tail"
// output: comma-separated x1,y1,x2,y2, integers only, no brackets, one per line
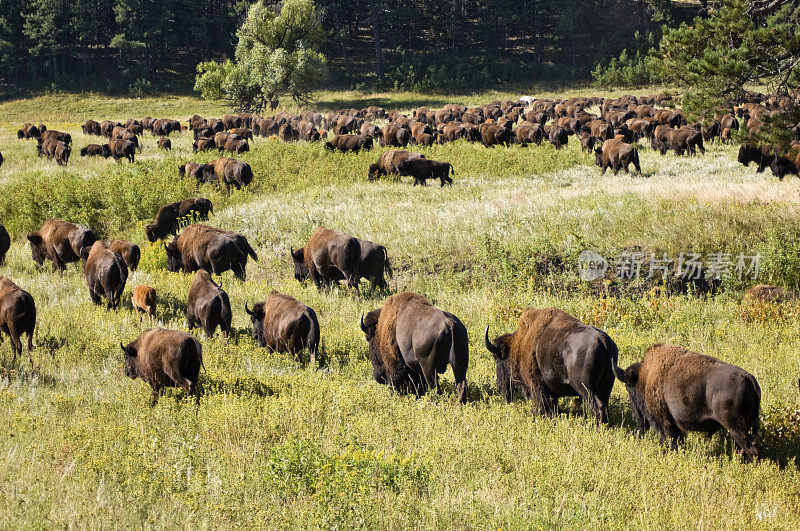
381,246,393,279
608,338,627,384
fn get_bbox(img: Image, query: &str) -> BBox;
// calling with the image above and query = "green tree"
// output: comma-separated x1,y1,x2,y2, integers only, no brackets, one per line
653,0,800,118
195,0,328,111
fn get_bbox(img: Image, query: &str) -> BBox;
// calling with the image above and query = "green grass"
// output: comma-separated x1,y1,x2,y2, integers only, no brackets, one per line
0,90,799,527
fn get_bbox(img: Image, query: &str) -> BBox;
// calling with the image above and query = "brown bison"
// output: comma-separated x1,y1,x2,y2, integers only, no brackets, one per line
212,157,253,190
484,307,618,424
613,343,760,460
165,224,257,280
82,120,102,135
38,138,71,165
157,137,172,150
179,162,215,183
186,270,232,338
27,220,97,272
356,238,393,291
82,241,128,309
17,123,41,139
395,158,454,186
120,328,203,405
742,284,797,302
548,125,569,149
0,276,36,366
145,197,214,242
360,292,469,404
594,139,641,175
80,144,111,158
368,150,425,181
324,134,373,153
515,123,545,145
132,285,157,319
108,138,136,162
291,226,361,291
109,239,141,271
245,292,321,366
737,143,774,173
0,224,9,264
223,138,249,154
193,138,216,153
479,123,511,147
769,145,800,180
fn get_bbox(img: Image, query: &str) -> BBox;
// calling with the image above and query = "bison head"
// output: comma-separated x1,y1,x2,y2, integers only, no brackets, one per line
80,147,88,157
145,223,161,243
484,326,516,402
367,163,382,181
244,301,267,347
164,241,182,272
26,232,46,265
290,247,309,282
101,144,112,158
359,309,381,342
594,147,604,167
617,361,650,432
120,342,139,380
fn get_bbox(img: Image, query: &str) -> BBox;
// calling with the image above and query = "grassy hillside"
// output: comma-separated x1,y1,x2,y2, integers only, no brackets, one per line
0,91,799,528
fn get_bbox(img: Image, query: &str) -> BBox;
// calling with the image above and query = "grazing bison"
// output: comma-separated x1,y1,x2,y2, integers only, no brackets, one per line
157,137,172,150
368,150,425,181
80,144,111,158
179,162,215,183
0,224,9,264
109,239,141,271
743,284,797,302
40,130,71,145
108,138,136,162
165,224,257,280
548,125,569,149
356,239,393,291
27,220,97,272
82,120,101,135
484,307,618,424
120,328,203,405
291,226,361,291
38,139,71,165
17,123,40,139
395,158,454,186
186,270,232,338
223,138,249,154
212,157,253,190
145,198,214,242
324,134,373,153
193,138,216,153
769,146,800,180
0,276,36,366
613,343,760,460
245,292,321,366
480,123,511,147
132,285,157,319
360,292,469,404
594,139,641,175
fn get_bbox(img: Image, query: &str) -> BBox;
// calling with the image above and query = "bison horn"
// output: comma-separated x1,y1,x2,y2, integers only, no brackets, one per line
244,301,253,315
484,326,502,357
360,314,367,333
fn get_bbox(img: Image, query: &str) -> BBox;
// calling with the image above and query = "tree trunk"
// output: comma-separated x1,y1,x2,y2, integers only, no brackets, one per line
333,8,353,87
371,6,385,82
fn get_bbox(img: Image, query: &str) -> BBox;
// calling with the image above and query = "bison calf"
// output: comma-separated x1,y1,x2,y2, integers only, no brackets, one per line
614,343,760,460
121,328,203,405
245,292,321,366
132,285,157,319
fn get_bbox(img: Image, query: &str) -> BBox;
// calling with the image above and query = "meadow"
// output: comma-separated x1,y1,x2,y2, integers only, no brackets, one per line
0,90,799,528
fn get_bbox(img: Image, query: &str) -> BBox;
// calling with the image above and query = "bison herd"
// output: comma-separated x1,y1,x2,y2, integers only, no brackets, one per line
3,90,800,463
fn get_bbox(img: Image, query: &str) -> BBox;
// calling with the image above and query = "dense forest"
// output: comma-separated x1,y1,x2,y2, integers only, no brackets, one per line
0,0,706,95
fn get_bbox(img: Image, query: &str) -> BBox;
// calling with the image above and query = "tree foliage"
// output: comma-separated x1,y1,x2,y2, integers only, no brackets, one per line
653,0,800,116
194,0,327,111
